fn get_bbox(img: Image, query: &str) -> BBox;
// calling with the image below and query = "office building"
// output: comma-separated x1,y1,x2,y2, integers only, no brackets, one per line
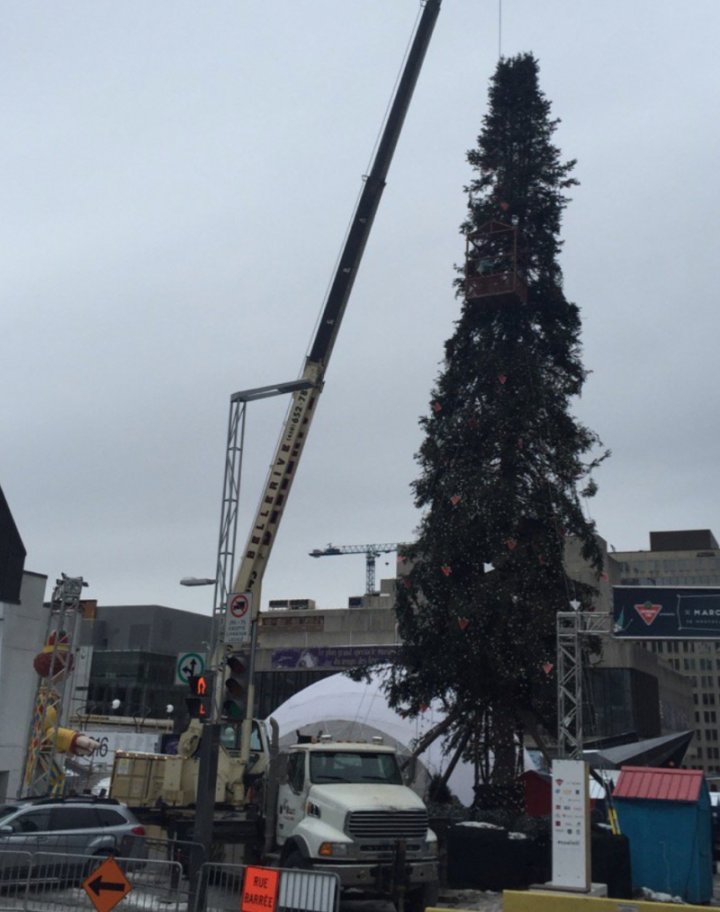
0,485,48,799
609,529,720,775
77,604,212,721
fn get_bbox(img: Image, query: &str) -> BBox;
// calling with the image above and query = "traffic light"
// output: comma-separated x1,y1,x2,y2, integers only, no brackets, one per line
186,673,212,721
222,654,250,721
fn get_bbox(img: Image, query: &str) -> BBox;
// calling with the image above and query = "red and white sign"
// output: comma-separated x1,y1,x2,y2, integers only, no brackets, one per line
230,594,250,618
551,759,590,892
241,865,279,912
635,601,662,626
225,592,252,646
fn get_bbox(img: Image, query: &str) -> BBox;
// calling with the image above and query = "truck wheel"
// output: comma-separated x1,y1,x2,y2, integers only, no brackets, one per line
283,850,311,871
404,882,439,912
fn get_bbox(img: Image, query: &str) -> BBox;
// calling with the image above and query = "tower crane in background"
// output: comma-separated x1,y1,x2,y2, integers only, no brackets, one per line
310,542,409,594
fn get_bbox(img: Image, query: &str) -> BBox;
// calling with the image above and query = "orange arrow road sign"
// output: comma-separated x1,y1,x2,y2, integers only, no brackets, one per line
82,856,132,912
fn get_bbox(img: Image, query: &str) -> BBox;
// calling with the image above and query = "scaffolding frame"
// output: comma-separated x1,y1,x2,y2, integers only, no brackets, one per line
21,574,87,797
208,380,315,715
556,611,612,760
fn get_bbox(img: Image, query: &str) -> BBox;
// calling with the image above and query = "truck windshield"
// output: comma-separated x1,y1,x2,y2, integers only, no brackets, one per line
309,751,403,785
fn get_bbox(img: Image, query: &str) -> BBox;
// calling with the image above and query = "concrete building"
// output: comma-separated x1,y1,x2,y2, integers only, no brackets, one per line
251,551,693,755
77,603,212,722
591,638,693,741
253,580,399,718
608,529,720,775
0,485,48,800
565,535,693,747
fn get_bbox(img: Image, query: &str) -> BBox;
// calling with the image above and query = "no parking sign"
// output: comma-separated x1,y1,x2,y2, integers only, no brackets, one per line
225,591,252,646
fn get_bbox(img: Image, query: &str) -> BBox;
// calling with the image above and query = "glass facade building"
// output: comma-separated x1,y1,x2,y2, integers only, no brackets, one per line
610,530,720,775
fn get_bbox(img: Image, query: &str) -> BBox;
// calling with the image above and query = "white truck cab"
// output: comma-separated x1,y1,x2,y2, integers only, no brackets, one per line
276,738,439,911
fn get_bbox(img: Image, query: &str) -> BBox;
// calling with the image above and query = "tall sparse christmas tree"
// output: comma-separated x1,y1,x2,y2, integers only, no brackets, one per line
387,53,607,805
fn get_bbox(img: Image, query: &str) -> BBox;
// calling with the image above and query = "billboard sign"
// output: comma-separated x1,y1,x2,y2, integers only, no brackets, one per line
271,645,398,670
613,585,720,639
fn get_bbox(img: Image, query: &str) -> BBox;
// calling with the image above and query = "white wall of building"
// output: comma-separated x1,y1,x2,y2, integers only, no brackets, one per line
0,571,48,799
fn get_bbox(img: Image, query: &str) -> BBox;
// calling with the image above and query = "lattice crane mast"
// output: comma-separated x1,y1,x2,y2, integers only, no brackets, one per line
309,542,408,594
22,574,96,797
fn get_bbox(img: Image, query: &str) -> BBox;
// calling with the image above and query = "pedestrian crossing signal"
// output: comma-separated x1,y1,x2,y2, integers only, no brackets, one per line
186,674,211,721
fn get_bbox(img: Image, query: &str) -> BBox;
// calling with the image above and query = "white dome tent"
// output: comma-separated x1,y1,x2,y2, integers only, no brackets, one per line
268,667,536,807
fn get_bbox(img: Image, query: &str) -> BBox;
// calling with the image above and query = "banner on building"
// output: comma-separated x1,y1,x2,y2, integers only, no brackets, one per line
271,645,398,670
613,585,720,639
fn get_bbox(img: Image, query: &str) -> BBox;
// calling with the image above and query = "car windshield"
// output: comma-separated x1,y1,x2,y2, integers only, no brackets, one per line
309,751,402,785
0,805,20,824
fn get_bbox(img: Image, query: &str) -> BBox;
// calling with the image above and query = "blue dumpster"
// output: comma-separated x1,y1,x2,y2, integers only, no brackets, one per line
614,766,713,903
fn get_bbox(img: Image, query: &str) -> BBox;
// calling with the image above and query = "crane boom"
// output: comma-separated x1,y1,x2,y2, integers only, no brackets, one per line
310,543,404,558
231,1,442,613
188,4,442,852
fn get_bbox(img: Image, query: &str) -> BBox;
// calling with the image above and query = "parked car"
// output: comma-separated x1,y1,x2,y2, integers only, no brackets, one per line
0,796,146,883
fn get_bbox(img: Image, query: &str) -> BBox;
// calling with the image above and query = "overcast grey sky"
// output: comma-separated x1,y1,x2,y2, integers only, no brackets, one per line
3,1,719,614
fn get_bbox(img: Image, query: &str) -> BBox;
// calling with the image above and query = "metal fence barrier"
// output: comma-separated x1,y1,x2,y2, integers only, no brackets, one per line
0,850,34,912
194,862,244,912
276,868,340,912
9,850,184,911
193,863,340,912
124,833,207,882
0,846,339,912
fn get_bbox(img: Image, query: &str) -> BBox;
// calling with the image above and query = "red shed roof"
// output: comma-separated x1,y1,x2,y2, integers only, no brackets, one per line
614,766,704,802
